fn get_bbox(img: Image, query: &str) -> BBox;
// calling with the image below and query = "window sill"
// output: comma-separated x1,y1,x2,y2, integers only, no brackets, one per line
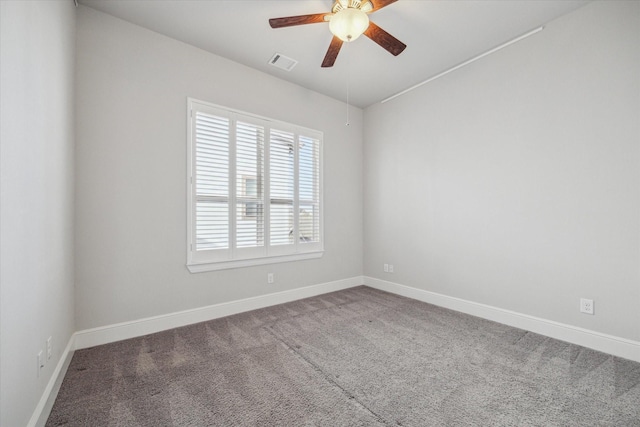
187,251,324,273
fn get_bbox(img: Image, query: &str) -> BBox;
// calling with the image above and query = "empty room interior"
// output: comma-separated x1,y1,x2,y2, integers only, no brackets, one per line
1,0,639,425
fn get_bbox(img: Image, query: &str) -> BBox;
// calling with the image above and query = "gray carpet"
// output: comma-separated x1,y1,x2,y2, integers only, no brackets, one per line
46,286,640,426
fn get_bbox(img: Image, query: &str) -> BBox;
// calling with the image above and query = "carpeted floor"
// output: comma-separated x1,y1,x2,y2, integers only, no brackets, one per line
46,286,640,426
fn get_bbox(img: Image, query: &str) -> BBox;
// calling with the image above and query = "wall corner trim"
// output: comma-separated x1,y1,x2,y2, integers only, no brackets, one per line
364,276,640,363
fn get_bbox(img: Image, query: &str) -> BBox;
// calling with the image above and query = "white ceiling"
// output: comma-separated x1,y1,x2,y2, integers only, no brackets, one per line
79,0,590,108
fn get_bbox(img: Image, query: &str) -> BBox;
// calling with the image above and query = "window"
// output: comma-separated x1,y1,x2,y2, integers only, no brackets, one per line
242,176,258,219
187,99,323,272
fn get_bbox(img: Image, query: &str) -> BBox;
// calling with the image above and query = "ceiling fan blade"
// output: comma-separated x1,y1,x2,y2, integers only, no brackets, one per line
269,13,328,28
370,0,398,12
321,36,343,68
364,21,407,56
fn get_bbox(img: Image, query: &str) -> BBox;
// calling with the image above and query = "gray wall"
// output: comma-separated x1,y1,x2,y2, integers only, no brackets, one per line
74,6,363,330
364,0,640,341
4,2,638,423
0,1,76,426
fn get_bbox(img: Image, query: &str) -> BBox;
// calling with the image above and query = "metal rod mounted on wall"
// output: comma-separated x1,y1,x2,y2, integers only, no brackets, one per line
381,26,544,104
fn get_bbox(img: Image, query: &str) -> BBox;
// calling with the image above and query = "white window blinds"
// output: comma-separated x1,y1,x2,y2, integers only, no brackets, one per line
236,121,264,249
299,135,321,244
194,113,229,251
269,129,295,247
188,99,323,271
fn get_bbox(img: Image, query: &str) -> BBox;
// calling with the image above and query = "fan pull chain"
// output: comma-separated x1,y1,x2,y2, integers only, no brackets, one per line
345,42,350,127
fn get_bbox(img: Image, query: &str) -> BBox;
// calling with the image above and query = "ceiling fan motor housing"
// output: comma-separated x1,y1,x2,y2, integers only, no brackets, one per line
332,0,374,14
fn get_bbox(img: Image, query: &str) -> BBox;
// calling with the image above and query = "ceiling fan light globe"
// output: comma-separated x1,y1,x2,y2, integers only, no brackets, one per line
329,8,370,42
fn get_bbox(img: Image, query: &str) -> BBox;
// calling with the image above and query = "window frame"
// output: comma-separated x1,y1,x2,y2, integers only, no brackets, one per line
187,98,323,272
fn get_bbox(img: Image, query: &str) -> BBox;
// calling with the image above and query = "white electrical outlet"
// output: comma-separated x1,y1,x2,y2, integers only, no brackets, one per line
580,298,594,315
384,264,389,272
267,273,274,284
389,264,394,273
47,336,52,360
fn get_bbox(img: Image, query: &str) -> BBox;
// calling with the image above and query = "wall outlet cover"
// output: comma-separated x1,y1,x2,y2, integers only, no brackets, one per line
580,298,594,315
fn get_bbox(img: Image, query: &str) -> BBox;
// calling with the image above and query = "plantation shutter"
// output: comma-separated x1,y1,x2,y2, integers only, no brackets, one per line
194,112,230,251
188,99,323,271
269,129,295,247
235,121,265,249
298,135,320,244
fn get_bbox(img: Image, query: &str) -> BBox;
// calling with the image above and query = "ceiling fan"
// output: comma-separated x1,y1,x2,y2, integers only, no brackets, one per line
269,0,407,68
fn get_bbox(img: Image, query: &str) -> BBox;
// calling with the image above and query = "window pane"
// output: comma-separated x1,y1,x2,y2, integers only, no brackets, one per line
299,135,320,243
237,202,264,248
196,201,229,250
236,122,263,198
245,178,257,197
270,202,293,245
270,129,295,246
270,129,294,200
299,204,319,243
236,121,264,248
195,113,229,197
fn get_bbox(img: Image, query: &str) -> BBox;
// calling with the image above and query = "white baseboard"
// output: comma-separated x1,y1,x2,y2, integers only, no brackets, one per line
364,276,640,363
26,275,639,426
74,276,363,350
28,334,76,427
30,277,362,426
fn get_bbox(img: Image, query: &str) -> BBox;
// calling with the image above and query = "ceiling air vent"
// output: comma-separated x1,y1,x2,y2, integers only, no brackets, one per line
269,53,298,72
